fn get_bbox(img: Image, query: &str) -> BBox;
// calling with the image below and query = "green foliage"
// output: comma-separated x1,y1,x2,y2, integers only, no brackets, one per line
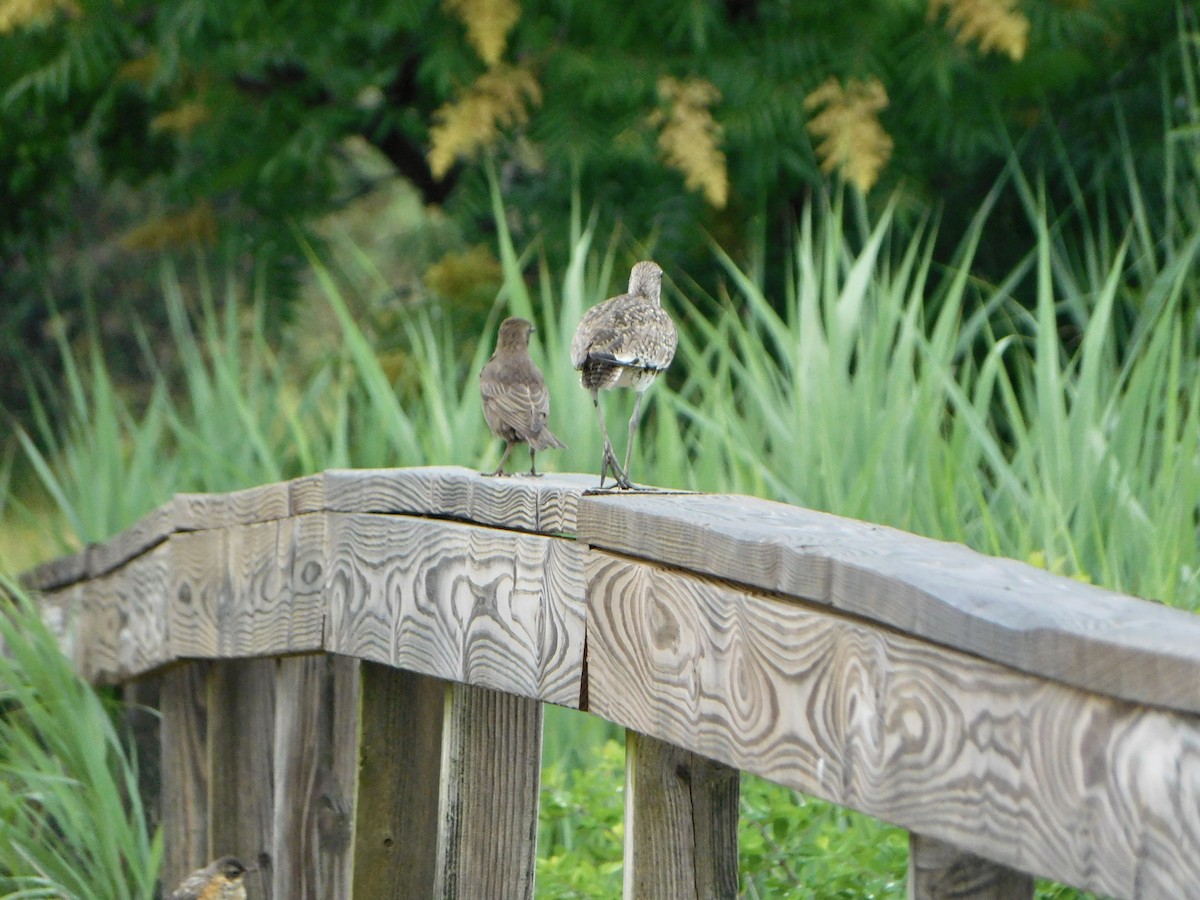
0,0,1183,285
4,150,1197,895
0,578,162,899
656,181,1200,608
740,776,907,899
537,736,625,898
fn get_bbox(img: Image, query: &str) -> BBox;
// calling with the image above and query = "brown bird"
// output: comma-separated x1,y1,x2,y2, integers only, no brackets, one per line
480,316,566,476
571,260,677,489
168,856,248,900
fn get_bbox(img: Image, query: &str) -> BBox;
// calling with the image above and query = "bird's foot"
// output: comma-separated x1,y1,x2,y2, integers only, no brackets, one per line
482,468,513,477
522,470,544,478
599,447,636,490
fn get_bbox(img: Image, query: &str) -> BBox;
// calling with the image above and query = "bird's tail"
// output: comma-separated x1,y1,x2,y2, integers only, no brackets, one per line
530,427,567,451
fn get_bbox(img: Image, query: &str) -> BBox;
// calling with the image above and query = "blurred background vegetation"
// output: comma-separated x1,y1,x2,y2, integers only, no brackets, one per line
3,0,1199,896
0,0,1187,424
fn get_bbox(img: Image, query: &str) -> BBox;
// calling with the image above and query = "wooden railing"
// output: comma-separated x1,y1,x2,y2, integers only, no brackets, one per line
20,467,1200,899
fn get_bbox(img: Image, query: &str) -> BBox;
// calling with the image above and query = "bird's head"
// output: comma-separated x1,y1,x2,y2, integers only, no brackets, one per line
628,261,663,303
496,316,535,351
214,856,247,883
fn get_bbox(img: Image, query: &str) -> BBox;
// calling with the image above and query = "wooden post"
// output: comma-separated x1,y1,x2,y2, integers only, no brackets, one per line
434,682,543,899
352,664,446,898
159,661,211,892
270,654,359,899
908,833,1034,900
624,730,740,899
209,658,277,898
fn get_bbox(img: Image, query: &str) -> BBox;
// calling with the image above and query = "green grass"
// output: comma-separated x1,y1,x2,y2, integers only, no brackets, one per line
5,160,1194,896
0,578,162,899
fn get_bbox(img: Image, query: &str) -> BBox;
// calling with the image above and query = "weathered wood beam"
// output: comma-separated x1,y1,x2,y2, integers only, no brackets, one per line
584,549,1200,900
85,541,171,682
324,512,585,707
318,468,592,536
578,492,1200,715
21,468,1200,900
169,514,326,664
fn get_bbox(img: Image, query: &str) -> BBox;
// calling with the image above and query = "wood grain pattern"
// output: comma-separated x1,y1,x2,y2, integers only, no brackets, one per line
578,492,1200,715
21,546,88,592
624,730,740,900
909,833,1034,899
209,659,276,899
352,664,445,899
88,501,175,577
434,682,542,900
271,655,358,899
37,582,84,672
20,469,1200,898
168,528,227,660
585,550,1200,900
325,512,585,706
169,514,325,660
173,481,291,531
83,541,172,683
320,467,592,535
289,473,326,515
160,661,211,893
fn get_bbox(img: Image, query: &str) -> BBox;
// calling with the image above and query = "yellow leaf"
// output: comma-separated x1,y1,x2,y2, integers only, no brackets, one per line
653,76,728,208
117,52,160,86
119,202,218,252
150,101,210,136
0,0,79,34
427,64,542,178
443,0,521,66
928,0,1029,62
804,77,894,193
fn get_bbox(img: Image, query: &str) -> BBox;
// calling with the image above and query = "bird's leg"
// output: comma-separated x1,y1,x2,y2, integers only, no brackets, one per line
592,390,610,487
592,390,631,489
485,441,515,477
622,390,646,483
526,447,543,477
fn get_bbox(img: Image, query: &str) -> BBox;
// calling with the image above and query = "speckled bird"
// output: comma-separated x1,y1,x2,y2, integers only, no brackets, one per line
168,856,248,900
480,316,566,476
571,260,677,489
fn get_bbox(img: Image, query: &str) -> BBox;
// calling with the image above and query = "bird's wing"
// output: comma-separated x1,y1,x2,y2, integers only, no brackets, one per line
167,871,208,900
481,377,550,440
570,300,613,368
572,298,677,371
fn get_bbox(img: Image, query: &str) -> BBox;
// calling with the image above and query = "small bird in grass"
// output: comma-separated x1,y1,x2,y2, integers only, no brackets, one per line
571,260,677,489
480,316,566,477
168,856,248,900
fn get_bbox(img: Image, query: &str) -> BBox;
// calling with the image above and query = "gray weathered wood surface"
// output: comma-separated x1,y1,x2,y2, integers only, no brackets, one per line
20,466,1200,900
908,834,1035,900
159,662,210,892
352,664,445,898
624,730,740,899
577,491,1200,714
434,683,543,899
585,549,1200,898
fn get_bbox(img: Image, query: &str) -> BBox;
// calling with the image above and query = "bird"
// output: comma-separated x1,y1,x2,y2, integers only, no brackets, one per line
571,260,677,489
168,856,248,900
479,316,566,477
